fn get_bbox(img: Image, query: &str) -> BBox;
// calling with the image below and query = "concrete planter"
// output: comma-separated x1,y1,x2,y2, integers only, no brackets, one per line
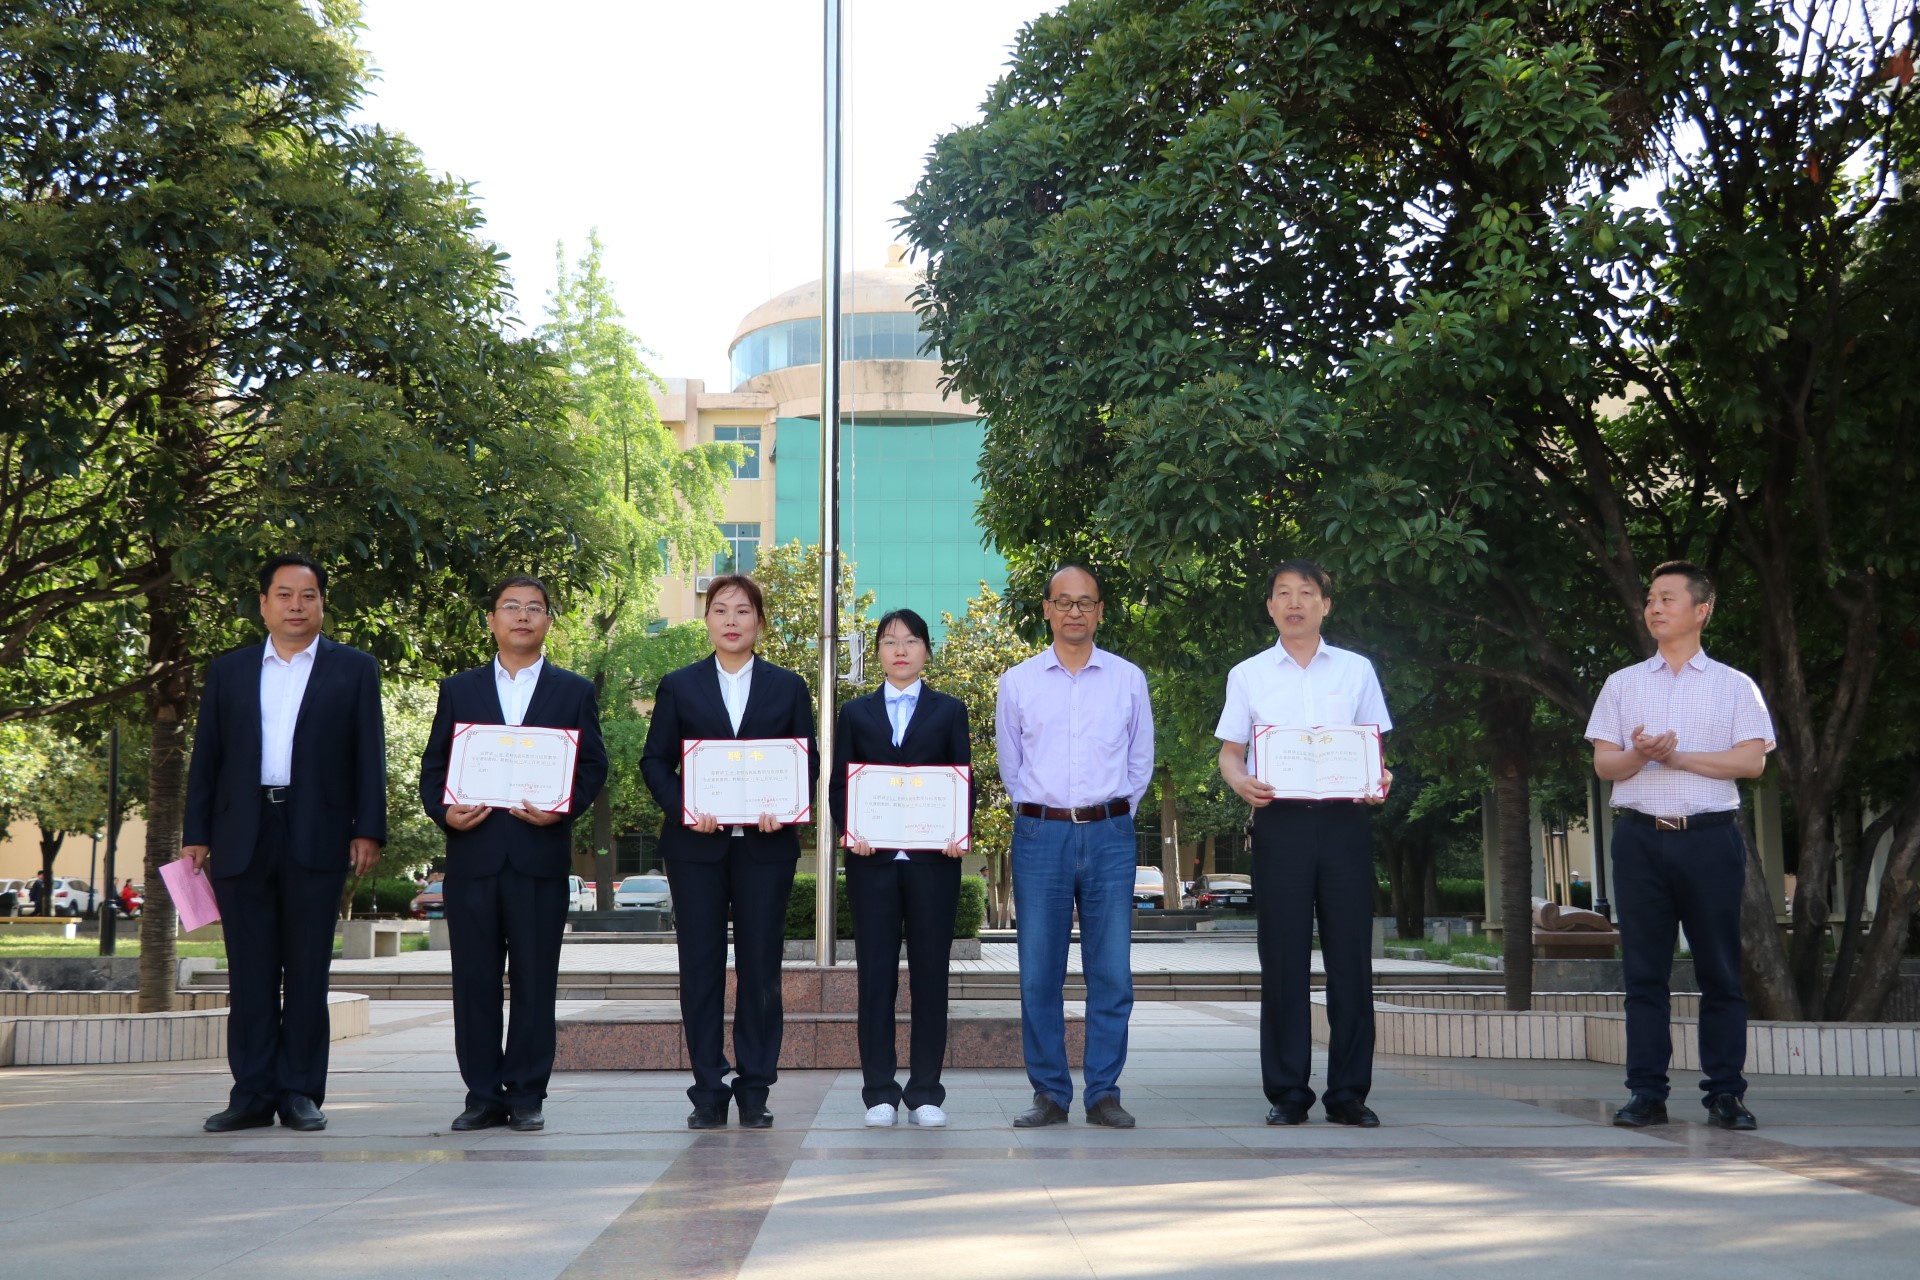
783,937,983,962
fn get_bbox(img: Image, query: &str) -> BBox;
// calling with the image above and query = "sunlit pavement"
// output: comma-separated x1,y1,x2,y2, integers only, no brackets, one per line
3,999,1917,1279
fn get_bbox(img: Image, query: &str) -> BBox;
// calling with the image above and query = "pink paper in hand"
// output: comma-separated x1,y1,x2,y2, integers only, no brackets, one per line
159,859,222,932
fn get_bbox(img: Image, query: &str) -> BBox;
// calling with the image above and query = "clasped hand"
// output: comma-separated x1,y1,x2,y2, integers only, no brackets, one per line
849,838,966,858
1630,725,1679,763
689,811,782,834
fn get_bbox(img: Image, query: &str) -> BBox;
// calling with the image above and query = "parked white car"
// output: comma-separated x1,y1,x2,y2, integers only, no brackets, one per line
567,875,598,913
613,875,673,925
48,877,101,916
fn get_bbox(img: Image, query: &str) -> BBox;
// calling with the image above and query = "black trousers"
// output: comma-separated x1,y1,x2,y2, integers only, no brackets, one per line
209,800,348,1112
665,844,796,1110
444,866,568,1111
1252,802,1374,1109
1612,815,1749,1103
847,856,961,1108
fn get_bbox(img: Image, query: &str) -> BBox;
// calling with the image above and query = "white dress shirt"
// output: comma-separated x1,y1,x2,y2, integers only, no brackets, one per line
494,655,545,727
1213,638,1393,744
882,679,922,860
716,655,754,734
259,636,321,786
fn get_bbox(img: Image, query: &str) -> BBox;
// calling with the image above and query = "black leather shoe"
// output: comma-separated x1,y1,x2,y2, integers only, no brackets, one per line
508,1106,545,1133
1325,1101,1380,1128
1266,1103,1310,1126
738,1104,774,1129
1085,1096,1136,1128
1612,1094,1669,1127
1705,1094,1757,1131
278,1094,327,1132
203,1105,275,1133
1011,1093,1070,1128
686,1103,729,1130
451,1105,509,1132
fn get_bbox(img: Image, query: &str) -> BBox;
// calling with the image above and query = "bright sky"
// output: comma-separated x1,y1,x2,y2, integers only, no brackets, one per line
353,0,1054,389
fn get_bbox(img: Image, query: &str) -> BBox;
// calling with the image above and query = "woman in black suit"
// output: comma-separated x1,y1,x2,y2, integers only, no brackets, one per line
640,574,817,1130
829,608,975,1128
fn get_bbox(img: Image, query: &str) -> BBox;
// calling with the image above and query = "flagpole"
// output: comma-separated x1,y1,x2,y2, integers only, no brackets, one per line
814,0,844,966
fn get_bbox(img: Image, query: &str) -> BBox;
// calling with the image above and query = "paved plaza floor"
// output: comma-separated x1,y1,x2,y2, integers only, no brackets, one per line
3,998,1918,1279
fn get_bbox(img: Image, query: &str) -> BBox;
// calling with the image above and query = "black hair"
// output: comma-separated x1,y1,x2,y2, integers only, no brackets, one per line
490,575,551,611
258,553,327,596
872,608,932,652
1046,562,1104,601
1649,560,1715,610
1266,559,1332,597
703,573,767,622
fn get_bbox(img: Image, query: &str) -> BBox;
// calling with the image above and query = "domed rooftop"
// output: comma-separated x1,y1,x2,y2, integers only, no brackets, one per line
729,245,923,349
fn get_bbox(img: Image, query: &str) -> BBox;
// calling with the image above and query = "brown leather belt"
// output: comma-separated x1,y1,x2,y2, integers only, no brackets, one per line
1015,799,1130,823
1616,809,1737,832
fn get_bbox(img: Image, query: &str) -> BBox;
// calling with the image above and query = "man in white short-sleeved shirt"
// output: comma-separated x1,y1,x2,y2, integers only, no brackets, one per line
1216,560,1393,1128
1585,560,1774,1132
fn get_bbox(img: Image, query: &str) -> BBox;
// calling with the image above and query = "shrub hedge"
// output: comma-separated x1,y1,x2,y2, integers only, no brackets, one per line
785,872,989,940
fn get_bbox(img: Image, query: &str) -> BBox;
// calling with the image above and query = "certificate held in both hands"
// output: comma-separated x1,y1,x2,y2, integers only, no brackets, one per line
682,738,812,825
1251,724,1385,801
444,723,581,811
844,763,971,851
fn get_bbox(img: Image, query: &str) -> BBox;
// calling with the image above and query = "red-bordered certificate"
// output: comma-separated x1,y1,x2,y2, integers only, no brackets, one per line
843,763,972,851
1249,725,1385,800
444,723,580,811
681,738,812,825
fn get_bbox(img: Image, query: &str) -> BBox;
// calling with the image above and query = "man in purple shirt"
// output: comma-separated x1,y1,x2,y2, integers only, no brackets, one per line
996,564,1155,1128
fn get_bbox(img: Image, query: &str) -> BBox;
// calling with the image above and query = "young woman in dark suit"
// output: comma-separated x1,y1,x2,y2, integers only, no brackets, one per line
828,608,975,1128
639,574,817,1130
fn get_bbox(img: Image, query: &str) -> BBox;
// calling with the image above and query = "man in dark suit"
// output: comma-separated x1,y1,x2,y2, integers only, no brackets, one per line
180,554,386,1134
418,575,607,1134
639,574,817,1129
829,607,975,1128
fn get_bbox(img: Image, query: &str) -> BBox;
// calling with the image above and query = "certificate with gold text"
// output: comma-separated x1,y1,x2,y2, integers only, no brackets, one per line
844,764,972,851
445,723,580,811
1250,725,1384,801
681,738,812,825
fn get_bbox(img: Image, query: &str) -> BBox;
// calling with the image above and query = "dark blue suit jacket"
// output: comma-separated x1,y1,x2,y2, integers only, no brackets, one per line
828,684,975,866
417,661,609,880
639,656,818,865
182,636,387,877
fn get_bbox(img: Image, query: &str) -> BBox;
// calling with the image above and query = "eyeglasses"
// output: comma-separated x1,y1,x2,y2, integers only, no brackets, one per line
1046,597,1101,615
494,603,550,619
877,636,925,651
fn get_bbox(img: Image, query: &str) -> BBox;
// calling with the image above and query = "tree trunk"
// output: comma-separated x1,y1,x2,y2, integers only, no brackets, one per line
1485,685,1533,1011
1158,765,1181,908
36,831,65,910
592,668,615,910
1824,797,1870,1020
995,850,1013,929
1737,811,1800,1019
1787,804,1838,1014
138,582,190,1012
1842,788,1920,1020
1201,833,1215,879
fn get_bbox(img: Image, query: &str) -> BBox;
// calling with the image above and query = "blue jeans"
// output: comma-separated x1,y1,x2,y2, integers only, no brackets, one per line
1012,811,1135,1108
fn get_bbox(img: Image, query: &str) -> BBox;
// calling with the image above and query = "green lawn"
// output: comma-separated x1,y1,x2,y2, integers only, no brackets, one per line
0,933,227,960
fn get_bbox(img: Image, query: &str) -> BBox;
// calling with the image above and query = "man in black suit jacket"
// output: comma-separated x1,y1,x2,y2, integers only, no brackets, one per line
181,554,386,1134
639,574,817,1129
828,608,975,1127
418,575,608,1134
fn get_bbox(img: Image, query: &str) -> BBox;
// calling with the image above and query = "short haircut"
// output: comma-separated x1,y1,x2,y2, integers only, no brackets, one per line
1650,560,1715,609
704,573,767,622
489,575,551,611
258,553,327,596
1266,559,1332,597
872,607,931,652
1047,562,1104,601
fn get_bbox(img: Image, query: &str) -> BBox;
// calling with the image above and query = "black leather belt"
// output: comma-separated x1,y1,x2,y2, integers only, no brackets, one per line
1616,809,1736,831
261,786,291,804
1015,799,1130,823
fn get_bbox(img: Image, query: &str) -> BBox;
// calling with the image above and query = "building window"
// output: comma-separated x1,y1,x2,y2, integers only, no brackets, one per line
713,522,761,575
727,313,937,388
714,425,761,479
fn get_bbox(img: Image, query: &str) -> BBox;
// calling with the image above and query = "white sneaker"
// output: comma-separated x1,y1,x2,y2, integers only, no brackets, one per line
864,1104,898,1127
908,1104,948,1128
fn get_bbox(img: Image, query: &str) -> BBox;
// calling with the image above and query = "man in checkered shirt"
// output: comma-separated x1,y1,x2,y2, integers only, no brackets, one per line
1586,560,1776,1131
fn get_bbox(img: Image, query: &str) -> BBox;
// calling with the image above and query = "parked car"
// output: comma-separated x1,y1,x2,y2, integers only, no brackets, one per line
1133,865,1173,909
0,879,27,914
1193,875,1254,911
567,875,597,913
409,877,448,919
613,874,673,925
49,877,101,916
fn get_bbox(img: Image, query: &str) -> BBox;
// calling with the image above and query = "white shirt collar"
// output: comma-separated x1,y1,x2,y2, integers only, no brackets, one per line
715,654,755,682
1643,649,1710,673
262,635,322,667
495,654,546,684
884,679,924,703
1270,637,1328,670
